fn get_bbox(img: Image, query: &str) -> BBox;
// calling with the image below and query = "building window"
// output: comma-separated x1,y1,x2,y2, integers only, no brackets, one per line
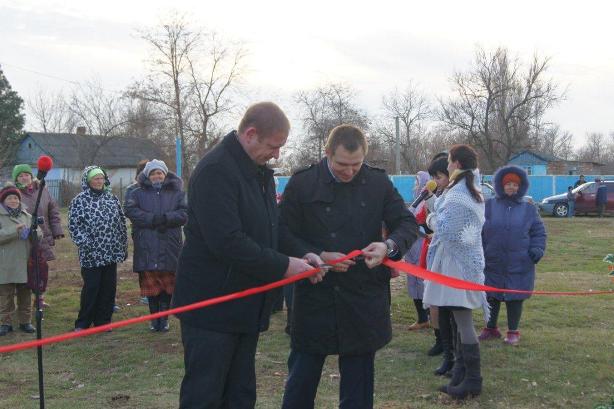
525,166,532,175
28,143,32,149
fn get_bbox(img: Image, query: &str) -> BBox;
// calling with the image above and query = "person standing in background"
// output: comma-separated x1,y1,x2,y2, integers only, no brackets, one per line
68,166,127,331
13,164,64,308
125,159,187,332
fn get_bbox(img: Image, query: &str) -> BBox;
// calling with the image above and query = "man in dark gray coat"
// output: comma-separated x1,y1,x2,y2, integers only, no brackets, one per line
279,124,418,409
173,102,324,409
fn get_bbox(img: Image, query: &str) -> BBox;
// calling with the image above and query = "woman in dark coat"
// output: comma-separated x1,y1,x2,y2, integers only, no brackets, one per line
125,159,187,332
13,164,64,308
480,165,547,346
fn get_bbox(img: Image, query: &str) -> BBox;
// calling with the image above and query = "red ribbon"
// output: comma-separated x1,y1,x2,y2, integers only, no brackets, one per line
383,258,614,296
0,249,611,354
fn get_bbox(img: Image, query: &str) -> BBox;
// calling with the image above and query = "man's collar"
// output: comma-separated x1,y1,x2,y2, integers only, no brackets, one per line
223,131,272,179
325,157,340,183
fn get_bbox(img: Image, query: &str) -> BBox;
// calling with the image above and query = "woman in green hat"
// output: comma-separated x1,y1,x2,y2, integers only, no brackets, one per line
68,166,127,331
13,164,64,308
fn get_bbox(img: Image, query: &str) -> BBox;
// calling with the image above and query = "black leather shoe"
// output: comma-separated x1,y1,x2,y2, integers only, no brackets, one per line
0,324,13,336
19,323,36,333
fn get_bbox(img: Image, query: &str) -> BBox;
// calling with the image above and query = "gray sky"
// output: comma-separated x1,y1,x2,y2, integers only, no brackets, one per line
1,0,613,147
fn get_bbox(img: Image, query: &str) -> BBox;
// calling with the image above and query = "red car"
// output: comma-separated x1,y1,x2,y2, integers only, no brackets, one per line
539,181,613,217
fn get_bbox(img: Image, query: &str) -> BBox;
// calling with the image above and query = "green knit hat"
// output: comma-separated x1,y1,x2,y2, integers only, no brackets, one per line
87,167,105,183
12,164,33,182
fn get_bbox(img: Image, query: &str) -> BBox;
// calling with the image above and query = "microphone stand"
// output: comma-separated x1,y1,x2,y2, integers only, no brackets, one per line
28,174,47,409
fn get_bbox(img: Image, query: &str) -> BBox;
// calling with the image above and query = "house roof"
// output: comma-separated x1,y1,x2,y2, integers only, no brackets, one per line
508,150,560,163
23,132,163,168
508,150,604,166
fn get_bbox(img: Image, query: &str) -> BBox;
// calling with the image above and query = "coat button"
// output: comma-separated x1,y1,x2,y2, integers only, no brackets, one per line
325,207,331,212
334,285,340,291
361,201,366,207
330,232,336,238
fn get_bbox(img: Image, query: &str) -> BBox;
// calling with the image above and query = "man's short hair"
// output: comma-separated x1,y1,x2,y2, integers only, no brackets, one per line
238,102,290,138
325,124,368,156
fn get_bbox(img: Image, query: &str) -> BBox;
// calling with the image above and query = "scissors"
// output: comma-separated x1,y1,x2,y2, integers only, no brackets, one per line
316,254,365,270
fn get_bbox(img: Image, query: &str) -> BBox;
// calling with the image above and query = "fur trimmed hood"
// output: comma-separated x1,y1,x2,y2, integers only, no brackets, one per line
493,165,529,201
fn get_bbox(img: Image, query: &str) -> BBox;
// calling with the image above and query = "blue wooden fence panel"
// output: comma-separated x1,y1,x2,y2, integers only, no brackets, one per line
276,174,614,203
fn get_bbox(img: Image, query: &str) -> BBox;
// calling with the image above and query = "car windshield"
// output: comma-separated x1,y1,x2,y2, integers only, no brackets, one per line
572,183,593,194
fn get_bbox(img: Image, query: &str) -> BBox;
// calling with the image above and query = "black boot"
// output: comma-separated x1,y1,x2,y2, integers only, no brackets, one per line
158,294,170,332
447,343,482,399
434,312,454,376
439,324,464,392
148,296,160,332
427,329,443,356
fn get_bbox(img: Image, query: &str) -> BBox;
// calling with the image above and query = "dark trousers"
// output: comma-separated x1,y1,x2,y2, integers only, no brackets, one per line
75,263,117,329
487,298,524,331
282,349,375,409
179,322,259,409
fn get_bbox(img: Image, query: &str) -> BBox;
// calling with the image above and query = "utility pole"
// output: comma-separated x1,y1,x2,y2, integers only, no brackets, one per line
395,116,401,175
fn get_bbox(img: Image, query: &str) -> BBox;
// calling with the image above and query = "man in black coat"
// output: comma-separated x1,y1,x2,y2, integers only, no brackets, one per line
279,124,418,409
173,102,324,409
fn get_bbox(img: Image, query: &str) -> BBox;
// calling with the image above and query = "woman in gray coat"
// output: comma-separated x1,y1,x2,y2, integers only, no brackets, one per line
125,159,187,332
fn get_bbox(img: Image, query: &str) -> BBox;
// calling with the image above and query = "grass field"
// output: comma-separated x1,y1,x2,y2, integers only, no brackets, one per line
1,215,613,408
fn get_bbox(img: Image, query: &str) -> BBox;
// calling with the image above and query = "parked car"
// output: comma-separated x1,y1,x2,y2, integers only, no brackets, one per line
538,181,613,217
481,182,534,204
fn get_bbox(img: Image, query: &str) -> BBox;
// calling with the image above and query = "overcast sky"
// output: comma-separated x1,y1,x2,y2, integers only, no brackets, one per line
1,0,613,147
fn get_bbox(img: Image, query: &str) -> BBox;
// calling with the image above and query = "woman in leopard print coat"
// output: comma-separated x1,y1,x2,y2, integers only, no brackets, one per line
68,166,127,330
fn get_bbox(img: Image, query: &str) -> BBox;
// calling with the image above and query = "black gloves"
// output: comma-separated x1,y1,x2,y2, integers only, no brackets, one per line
152,214,167,228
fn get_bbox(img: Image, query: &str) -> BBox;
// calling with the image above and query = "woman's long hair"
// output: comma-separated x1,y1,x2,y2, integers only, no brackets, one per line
448,144,482,203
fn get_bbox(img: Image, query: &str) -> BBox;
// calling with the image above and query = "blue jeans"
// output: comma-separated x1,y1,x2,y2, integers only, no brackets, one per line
567,201,575,217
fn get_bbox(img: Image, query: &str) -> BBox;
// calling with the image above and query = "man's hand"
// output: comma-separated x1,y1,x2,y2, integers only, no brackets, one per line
284,257,315,279
320,251,356,272
361,242,387,269
303,252,327,284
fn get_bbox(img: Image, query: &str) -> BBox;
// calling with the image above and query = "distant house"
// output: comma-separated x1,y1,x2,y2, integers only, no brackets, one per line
13,131,163,186
508,150,604,175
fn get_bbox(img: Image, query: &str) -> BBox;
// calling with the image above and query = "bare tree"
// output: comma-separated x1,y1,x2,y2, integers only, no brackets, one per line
377,83,431,173
129,12,200,177
185,33,245,158
440,47,563,172
69,80,130,166
292,83,370,167
530,123,574,160
129,12,244,177
28,88,77,133
576,132,608,164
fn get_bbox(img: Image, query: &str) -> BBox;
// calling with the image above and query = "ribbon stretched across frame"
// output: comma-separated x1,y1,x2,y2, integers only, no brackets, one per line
0,250,612,354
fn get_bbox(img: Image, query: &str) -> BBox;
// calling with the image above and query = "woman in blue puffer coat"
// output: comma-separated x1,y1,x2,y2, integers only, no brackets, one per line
479,165,547,346
125,159,187,332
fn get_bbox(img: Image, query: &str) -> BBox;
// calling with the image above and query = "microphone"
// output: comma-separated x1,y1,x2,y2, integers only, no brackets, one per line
411,180,437,208
36,155,54,180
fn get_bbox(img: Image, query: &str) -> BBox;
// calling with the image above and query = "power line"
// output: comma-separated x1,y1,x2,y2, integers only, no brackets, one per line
0,61,126,95
0,61,80,86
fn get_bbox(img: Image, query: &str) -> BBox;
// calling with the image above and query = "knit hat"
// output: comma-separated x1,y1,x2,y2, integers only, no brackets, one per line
86,167,105,183
12,164,33,182
502,172,521,186
0,183,22,204
143,159,168,177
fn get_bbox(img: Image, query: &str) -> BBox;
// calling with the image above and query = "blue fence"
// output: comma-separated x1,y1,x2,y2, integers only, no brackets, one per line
277,175,614,203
